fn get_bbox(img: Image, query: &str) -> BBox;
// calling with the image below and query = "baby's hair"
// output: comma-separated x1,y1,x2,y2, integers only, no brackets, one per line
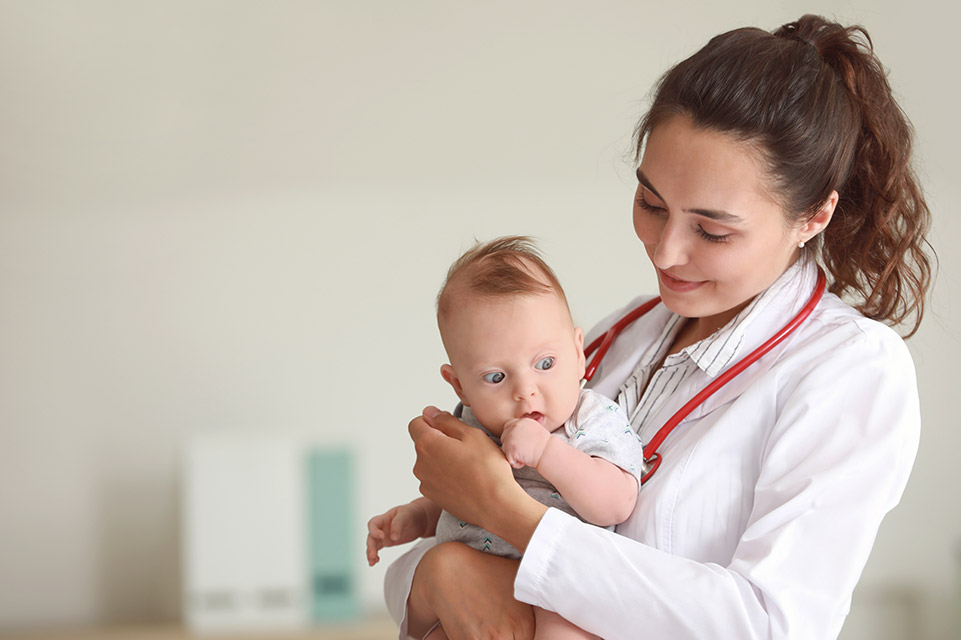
436,236,569,327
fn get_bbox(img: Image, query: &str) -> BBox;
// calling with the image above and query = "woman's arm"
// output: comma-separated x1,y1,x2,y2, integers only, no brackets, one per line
384,409,546,640
384,537,538,640
409,542,535,640
513,330,921,639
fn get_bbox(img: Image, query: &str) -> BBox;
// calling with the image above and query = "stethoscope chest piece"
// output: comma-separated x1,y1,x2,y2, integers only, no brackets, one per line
640,453,661,484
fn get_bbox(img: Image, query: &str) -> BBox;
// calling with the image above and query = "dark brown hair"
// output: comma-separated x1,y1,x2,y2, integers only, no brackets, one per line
436,235,568,328
634,14,934,336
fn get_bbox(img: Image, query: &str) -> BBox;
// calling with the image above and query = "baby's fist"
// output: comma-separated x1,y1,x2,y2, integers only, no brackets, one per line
501,417,551,469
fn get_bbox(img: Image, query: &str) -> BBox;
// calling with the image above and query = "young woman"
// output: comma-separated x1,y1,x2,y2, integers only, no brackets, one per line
387,14,933,639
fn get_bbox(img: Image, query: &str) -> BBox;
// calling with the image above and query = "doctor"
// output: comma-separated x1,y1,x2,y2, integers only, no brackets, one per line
386,14,933,640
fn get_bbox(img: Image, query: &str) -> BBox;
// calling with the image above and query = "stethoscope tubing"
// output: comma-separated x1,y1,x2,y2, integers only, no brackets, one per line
582,270,827,484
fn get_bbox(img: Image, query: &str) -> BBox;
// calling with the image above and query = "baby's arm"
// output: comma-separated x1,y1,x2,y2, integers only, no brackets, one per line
538,437,637,525
501,419,637,527
366,497,442,566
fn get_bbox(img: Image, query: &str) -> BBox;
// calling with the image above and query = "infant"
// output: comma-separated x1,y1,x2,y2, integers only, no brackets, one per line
367,236,644,640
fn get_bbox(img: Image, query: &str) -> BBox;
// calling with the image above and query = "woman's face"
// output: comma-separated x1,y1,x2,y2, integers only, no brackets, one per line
633,115,807,337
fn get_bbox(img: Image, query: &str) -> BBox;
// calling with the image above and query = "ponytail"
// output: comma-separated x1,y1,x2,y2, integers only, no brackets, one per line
783,17,934,336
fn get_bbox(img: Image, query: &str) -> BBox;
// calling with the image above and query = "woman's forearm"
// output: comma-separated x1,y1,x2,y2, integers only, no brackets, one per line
482,480,549,554
408,542,535,640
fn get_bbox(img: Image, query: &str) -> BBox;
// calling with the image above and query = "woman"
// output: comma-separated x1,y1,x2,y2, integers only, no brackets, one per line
386,14,933,640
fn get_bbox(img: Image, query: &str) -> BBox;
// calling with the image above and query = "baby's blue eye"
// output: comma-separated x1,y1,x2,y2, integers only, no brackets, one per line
483,372,505,384
535,357,555,370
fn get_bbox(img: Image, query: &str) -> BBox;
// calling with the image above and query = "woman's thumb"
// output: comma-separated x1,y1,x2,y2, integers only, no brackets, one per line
421,406,468,438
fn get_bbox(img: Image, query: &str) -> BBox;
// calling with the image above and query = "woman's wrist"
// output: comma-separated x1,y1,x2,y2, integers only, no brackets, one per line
487,481,548,553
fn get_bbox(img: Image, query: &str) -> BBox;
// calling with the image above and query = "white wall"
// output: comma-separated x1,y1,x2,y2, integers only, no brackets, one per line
0,1,957,637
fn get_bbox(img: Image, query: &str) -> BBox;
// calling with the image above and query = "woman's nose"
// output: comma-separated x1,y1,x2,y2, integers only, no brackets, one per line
651,219,689,269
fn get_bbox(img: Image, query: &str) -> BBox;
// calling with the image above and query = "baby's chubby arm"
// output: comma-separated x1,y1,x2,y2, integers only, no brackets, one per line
365,496,441,566
501,419,638,527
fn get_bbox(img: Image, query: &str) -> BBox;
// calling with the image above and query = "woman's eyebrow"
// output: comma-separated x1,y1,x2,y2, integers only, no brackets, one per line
689,207,742,223
635,169,665,202
636,168,743,224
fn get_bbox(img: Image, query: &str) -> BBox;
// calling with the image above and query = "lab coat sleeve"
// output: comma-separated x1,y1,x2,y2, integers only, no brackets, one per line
514,327,921,639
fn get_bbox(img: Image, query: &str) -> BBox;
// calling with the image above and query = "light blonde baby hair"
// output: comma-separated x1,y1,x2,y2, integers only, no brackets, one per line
436,236,570,331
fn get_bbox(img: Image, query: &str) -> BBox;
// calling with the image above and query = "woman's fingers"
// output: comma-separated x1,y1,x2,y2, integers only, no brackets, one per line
419,406,472,439
408,411,496,516
408,411,446,443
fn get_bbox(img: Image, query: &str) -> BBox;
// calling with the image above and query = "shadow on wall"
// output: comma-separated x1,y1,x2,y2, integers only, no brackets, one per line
839,584,957,640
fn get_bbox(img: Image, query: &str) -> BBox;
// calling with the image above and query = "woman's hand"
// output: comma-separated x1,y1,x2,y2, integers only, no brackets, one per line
408,542,535,640
408,407,547,551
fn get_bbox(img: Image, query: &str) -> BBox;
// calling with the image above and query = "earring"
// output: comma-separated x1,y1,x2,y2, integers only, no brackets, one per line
798,240,806,249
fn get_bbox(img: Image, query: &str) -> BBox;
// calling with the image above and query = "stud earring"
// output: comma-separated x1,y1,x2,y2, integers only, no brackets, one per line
798,240,806,249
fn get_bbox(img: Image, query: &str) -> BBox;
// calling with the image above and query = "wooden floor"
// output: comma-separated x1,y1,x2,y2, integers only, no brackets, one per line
0,618,399,640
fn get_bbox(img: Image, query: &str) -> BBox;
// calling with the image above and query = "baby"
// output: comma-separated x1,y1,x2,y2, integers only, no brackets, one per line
367,236,644,640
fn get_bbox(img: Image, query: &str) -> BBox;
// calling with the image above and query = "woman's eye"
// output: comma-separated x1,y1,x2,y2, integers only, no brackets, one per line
535,357,555,370
483,372,505,384
636,189,666,216
696,226,732,243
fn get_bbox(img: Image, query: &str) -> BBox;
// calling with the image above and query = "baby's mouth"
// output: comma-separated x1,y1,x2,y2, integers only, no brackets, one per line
521,411,545,424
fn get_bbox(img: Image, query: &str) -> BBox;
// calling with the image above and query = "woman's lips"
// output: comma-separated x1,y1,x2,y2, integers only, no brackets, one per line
658,269,706,293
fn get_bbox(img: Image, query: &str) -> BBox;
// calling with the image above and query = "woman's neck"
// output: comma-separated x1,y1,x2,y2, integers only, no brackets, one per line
667,317,699,356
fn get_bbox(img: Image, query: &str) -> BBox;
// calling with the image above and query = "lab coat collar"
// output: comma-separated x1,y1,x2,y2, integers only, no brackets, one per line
678,258,817,378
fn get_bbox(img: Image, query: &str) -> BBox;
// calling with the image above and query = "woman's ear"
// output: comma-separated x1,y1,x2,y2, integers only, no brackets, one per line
799,190,838,244
440,364,470,406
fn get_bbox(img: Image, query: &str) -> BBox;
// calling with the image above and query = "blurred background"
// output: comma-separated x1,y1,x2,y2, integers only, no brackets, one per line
0,1,957,638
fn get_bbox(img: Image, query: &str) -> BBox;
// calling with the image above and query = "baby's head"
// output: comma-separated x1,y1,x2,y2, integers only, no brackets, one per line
436,236,586,436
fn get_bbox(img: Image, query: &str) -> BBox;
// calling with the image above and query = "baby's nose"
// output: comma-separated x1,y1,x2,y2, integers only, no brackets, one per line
513,379,537,400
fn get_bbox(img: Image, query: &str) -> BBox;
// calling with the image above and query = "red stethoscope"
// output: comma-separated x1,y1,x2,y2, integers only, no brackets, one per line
581,270,827,485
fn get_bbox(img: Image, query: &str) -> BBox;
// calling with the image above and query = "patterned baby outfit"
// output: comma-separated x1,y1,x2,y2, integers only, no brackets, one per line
434,388,645,559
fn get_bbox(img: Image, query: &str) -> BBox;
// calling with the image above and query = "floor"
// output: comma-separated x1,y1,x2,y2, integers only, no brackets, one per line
0,617,399,640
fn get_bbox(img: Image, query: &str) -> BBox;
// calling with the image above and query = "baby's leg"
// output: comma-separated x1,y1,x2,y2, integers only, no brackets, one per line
533,607,600,640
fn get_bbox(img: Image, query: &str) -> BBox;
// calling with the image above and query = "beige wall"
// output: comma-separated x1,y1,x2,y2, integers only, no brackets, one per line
0,1,957,637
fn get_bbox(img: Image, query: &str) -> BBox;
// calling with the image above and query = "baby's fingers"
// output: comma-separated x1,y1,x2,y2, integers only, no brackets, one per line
365,534,382,566
367,515,388,538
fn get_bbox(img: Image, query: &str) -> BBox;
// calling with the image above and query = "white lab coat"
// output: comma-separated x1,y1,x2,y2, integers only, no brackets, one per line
384,261,920,640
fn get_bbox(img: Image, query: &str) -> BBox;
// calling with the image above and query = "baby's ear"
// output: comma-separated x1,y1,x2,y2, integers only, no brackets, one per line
440,364,470,406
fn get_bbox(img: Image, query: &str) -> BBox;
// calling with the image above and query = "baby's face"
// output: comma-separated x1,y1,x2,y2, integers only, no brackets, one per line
441,292,585,435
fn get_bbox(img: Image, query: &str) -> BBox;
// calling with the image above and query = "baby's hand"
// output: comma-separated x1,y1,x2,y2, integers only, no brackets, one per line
365,503,429,566
501,417,552,469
